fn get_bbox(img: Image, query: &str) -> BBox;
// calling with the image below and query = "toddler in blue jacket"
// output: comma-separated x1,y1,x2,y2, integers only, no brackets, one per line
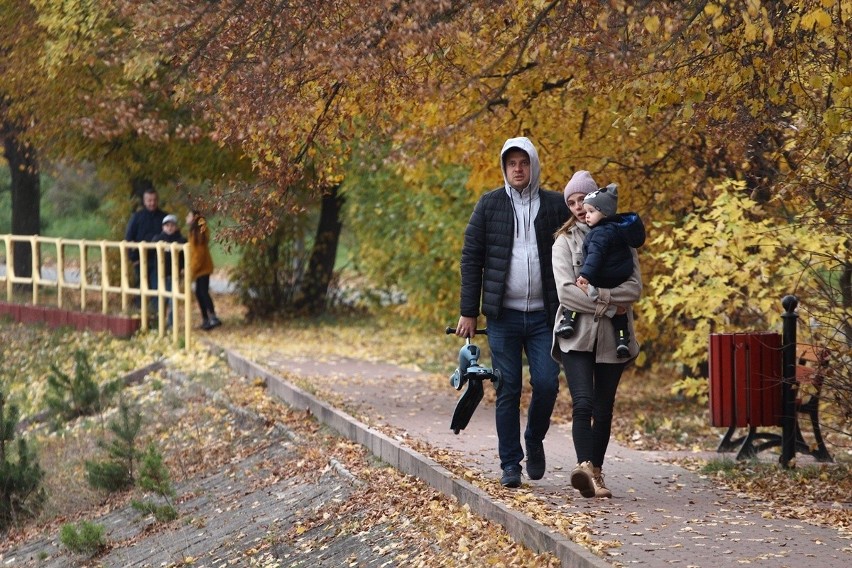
555,184,645,357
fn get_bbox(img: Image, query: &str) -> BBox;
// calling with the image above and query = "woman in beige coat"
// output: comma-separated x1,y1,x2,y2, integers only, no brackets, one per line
552,171,642,498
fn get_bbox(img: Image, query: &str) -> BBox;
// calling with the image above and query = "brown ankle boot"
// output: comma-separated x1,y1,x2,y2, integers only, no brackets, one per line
592,466,612,498
571,461,596,498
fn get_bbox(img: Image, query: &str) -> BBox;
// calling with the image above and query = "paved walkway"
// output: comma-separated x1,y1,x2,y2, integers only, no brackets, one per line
221,348,851,568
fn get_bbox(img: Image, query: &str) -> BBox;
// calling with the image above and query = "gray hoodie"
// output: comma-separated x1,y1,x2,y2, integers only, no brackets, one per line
500,137,544,313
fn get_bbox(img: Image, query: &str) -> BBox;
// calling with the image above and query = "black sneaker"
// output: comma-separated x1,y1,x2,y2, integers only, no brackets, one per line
209,316,222,328
616,329,630,358
500,465,522,488
526,440,545,480
554,320,575,338
555,312,578,339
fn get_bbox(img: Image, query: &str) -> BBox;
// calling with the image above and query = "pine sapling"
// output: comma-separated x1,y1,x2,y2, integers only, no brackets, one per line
85,400,142,492
46,350,120,427
0,390,45,529
131,443,177,523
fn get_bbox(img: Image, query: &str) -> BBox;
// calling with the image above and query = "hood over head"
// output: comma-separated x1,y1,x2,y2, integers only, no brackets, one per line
500,137,540,193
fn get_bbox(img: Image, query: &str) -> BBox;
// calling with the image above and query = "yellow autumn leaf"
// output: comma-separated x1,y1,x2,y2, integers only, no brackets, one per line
643,15,660,33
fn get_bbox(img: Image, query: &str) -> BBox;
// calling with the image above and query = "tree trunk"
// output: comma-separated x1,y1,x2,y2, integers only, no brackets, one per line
1,122,40,282
295,185,344,315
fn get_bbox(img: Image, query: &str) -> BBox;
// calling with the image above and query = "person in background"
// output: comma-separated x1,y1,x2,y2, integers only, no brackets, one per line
456,137,569,488
153,214,186,328
186,210,221,330
551,170,643,499
125,188,167,315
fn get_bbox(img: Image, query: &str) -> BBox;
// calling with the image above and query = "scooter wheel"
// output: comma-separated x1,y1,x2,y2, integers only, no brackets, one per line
450,368,466,391
491,368,503,392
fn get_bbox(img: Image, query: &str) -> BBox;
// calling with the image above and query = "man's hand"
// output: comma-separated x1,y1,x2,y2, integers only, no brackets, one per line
456,316,478,338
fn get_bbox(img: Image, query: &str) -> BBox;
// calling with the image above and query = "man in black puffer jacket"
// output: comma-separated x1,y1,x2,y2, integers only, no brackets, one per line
125,188,167,315
455,137,569,488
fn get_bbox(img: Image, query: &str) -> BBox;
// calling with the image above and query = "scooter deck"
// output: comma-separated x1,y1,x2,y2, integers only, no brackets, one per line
450,378,484,434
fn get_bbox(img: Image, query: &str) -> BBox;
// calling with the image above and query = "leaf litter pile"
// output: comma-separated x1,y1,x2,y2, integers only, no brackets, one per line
0,318,560,567
212,310,851,547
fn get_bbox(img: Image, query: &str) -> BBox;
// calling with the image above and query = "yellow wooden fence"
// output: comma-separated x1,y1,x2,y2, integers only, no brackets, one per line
0,234,192,347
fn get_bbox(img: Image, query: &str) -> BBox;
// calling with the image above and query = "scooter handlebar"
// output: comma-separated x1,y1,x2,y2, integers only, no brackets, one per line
445,326,488,336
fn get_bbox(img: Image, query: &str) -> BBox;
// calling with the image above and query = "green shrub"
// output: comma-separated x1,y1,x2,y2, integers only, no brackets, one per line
85,400,142,492
46,350,121,427
85,460,133,493
231,220,312,319
131,443,177,523
59,520,106,555
0,389,45,529
131,499,178,523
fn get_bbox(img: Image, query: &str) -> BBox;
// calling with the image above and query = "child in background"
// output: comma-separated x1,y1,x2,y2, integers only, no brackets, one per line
153,214,187,327
186,210,221,330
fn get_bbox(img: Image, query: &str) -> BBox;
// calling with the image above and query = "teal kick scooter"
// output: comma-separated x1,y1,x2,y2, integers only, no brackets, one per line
445,326,503,434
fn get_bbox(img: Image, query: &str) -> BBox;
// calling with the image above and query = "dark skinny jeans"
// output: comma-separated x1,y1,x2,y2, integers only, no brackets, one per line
561,350,625,468
195,275,215,320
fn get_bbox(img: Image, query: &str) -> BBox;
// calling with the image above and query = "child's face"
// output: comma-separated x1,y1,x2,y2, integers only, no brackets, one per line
583,204,605,227
162,222,177,235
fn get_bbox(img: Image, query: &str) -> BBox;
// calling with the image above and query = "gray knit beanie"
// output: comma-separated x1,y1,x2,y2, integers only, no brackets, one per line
583,183,618,217
563,170,598,204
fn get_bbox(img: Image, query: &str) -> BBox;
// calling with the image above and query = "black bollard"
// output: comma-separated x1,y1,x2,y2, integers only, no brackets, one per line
780,295,798,468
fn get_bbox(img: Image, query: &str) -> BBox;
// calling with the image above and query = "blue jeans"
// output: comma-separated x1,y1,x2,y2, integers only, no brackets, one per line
560,350,625,468
487,309,560,470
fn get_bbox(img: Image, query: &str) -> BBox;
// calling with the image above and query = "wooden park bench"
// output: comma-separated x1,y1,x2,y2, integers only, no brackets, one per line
790,342,832,461
710,333,834,463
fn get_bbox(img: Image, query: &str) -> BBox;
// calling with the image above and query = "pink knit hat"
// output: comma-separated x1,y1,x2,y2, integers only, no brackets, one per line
563,170,598,204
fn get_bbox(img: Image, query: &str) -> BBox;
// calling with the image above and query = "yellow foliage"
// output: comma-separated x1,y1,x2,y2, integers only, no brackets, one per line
646,179,846,374
643,15,660,33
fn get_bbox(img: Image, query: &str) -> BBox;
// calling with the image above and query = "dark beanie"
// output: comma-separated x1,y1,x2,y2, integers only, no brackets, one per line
584,184,618,217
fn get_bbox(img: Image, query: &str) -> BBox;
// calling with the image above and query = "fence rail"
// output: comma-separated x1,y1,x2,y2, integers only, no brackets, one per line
0,234,192,347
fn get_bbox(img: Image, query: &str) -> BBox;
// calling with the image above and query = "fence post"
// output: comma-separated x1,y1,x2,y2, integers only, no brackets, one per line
120,241,129,313
3,235,11,301
780,295,798,468
184,244,192,348
139,243,149,330
100,241,109,314
30,236,39,305
57,239,65,308
79,241,88,311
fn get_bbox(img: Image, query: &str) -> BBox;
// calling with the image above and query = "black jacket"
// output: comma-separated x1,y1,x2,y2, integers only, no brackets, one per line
580,212,645,288
460,188,568,323
125,208,167,263
153,230,187,277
